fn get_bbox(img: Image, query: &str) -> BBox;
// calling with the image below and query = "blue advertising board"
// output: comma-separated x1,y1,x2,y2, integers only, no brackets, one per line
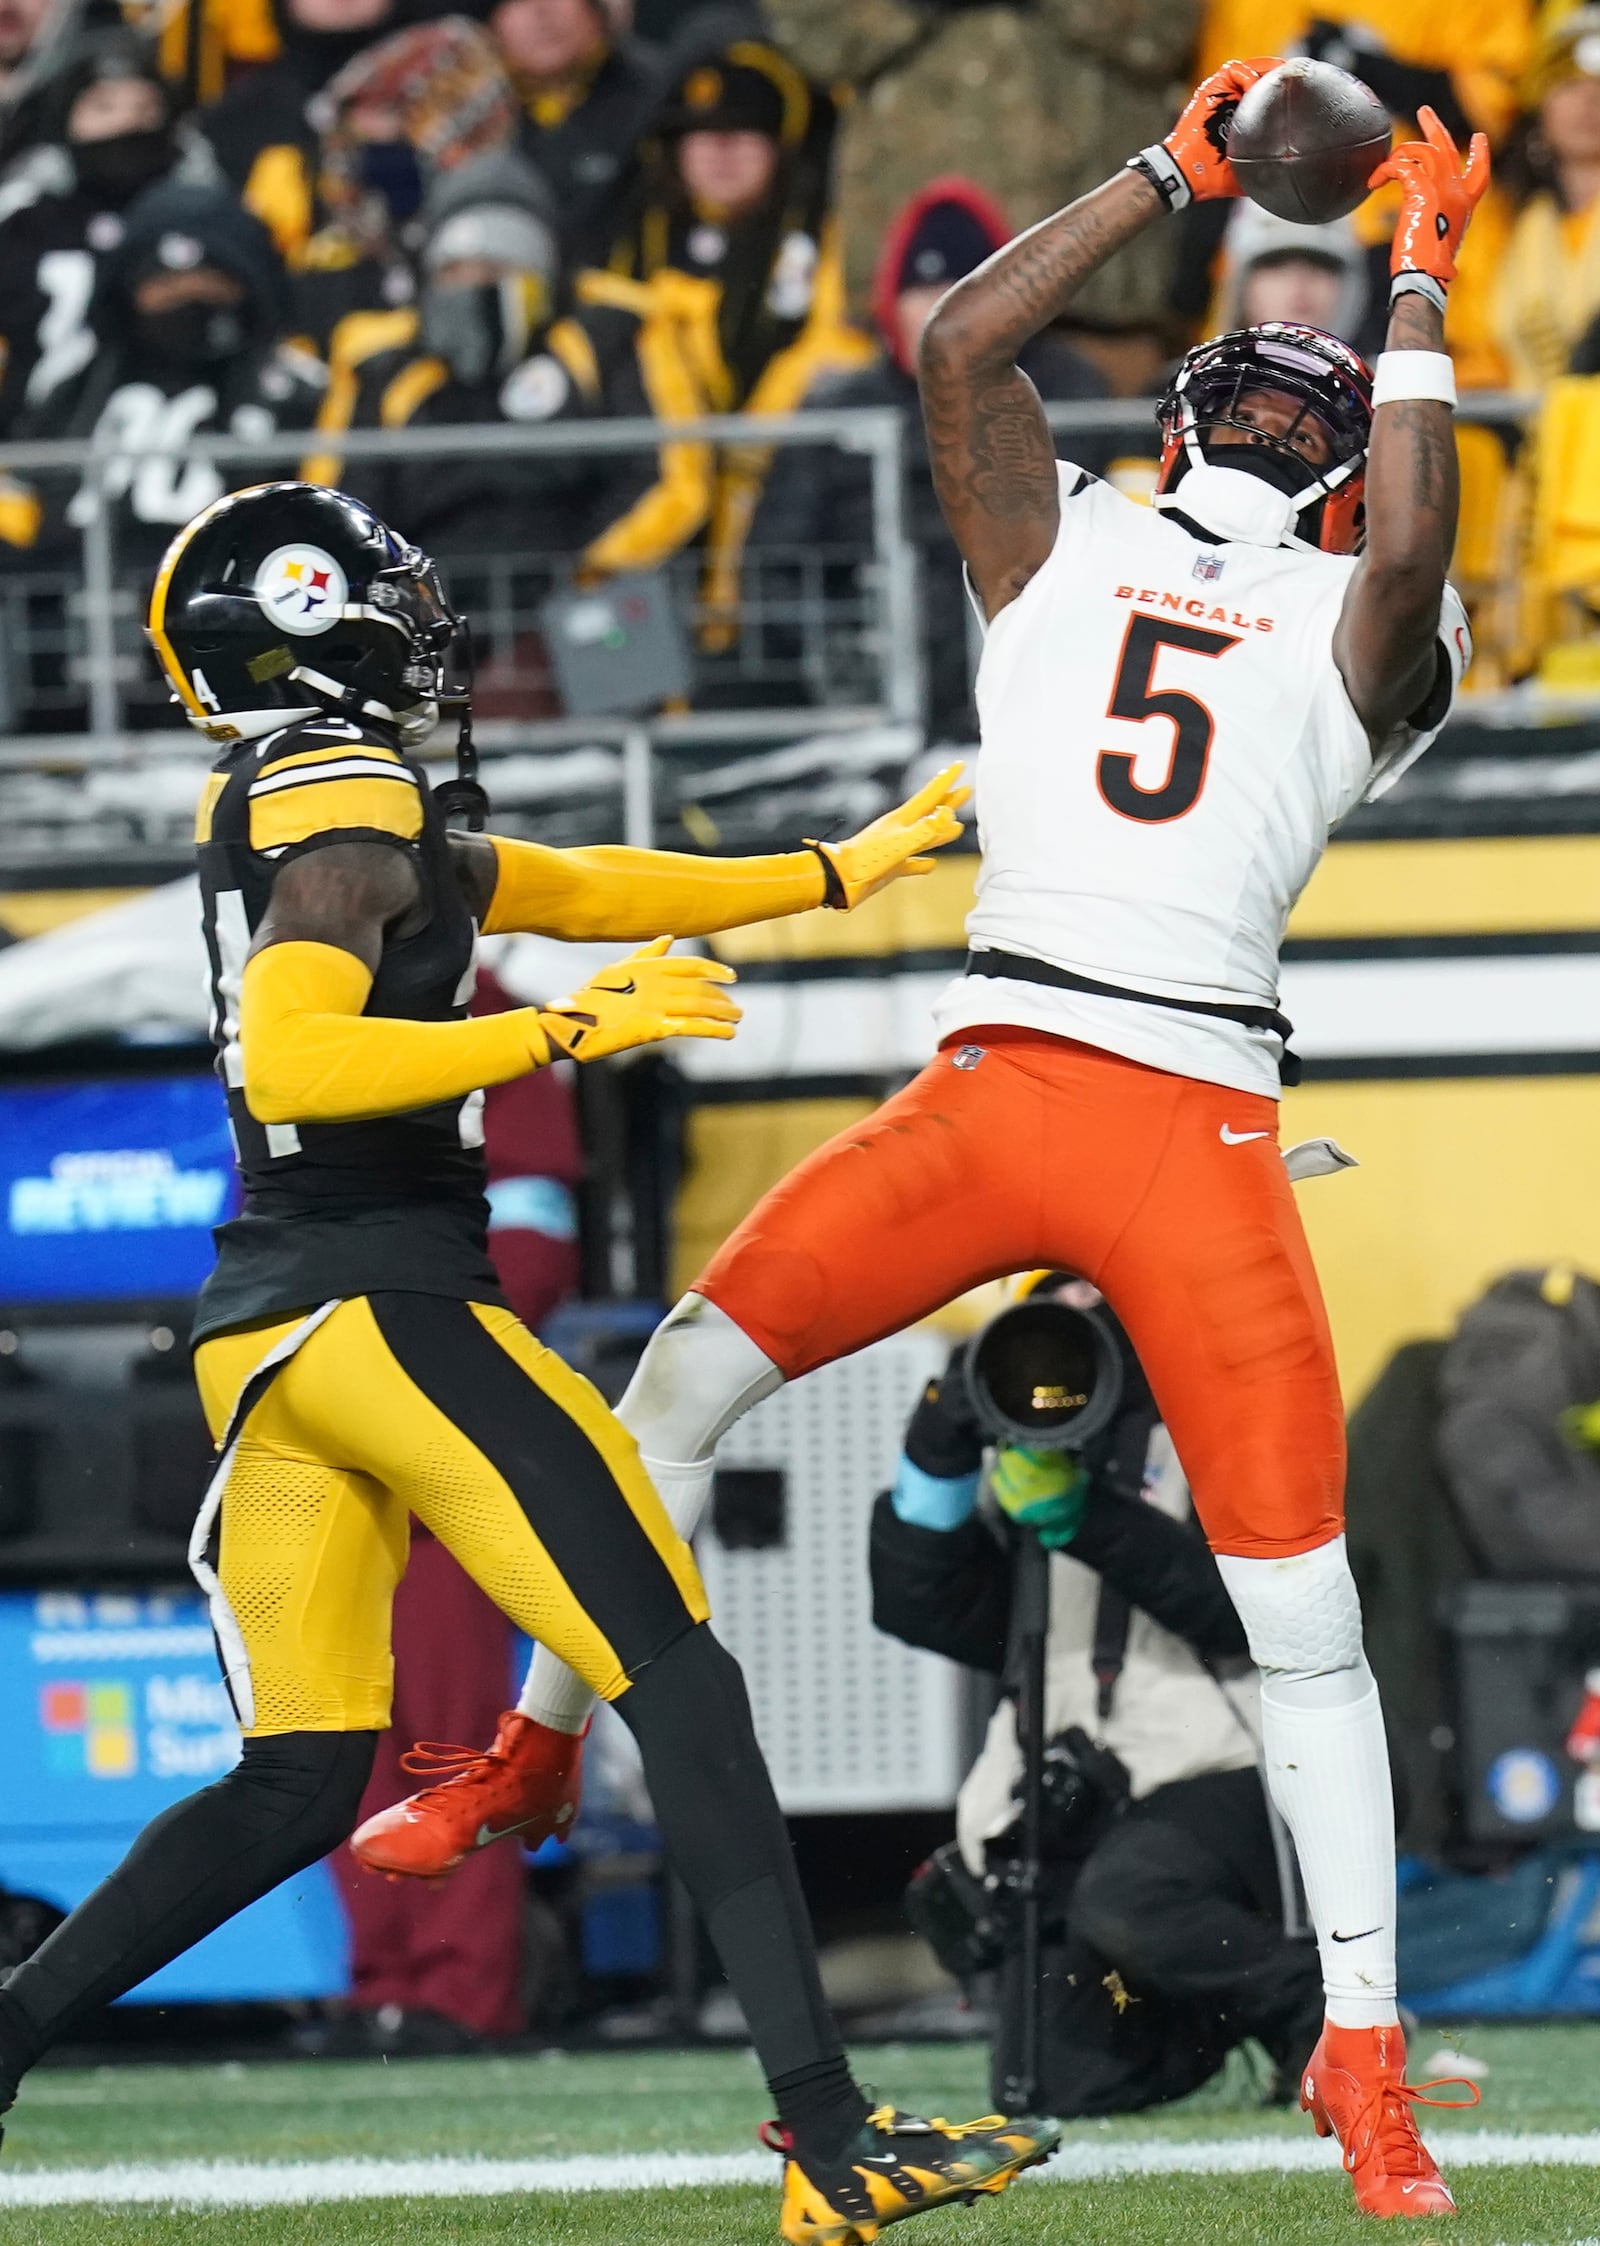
0,1074,238,1304
0,1589,347,2001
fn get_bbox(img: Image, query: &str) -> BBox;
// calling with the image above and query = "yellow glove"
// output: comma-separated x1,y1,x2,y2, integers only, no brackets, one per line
806,762,971,910
1562,1398,1600,1452
540,936,741,1060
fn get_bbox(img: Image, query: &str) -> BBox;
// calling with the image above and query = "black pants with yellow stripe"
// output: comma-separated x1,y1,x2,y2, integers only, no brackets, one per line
0,1294,842,2106
192,1295,708,1733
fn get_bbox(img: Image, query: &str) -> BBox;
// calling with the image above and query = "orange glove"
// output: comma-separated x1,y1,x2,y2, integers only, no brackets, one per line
1368,105,1490,288
1131,57,1280,208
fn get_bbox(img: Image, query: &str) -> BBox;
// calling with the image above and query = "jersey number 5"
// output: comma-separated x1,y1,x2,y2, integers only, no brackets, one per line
1097,614,1241,824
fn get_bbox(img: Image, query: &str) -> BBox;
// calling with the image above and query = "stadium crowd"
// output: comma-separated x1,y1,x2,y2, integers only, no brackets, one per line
0,0,1594,723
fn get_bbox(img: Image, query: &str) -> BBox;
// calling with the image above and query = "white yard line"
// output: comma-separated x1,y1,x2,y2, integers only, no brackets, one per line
2,2132,1600,2207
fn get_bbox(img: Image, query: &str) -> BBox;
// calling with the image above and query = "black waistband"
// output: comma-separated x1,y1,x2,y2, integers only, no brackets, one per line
964,947,1300,1084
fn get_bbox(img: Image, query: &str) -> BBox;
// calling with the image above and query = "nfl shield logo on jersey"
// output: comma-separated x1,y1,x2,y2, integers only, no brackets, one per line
1192,551,1225,583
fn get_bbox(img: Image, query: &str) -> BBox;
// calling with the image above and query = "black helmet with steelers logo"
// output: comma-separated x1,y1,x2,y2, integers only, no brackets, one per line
146,482,467,749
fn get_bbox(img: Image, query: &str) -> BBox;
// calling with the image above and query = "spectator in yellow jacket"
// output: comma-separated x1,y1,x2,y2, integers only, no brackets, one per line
607,19,870,652
1495,6,1600,389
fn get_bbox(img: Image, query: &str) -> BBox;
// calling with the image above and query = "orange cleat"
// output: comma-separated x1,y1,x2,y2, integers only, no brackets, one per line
1301,2021,1478,2218
349,1712,585,1879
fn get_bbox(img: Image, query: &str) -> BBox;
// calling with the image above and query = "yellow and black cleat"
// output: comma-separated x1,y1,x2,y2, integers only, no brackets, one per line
766,2104,1061,2245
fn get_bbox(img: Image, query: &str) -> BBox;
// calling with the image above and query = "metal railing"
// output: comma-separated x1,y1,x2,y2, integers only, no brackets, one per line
0,406,922,761
0,387,1574,864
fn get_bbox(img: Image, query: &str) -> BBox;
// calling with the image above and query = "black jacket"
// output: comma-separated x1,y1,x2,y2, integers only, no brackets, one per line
516,39,664,270
870,1474,1249,1678
321,277,706,573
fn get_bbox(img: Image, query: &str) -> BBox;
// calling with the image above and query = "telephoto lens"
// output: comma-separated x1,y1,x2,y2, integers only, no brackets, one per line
961,1298,1123,1451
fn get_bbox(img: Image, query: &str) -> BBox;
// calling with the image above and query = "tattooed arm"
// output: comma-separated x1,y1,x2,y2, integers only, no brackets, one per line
916,60,1273,618
917,171,1164,620
1334,111,1488,746
1331,290,1457,742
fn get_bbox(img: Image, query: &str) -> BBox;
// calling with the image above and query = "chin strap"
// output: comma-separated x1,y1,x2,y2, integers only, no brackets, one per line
432,613,488,832
434,698,489,831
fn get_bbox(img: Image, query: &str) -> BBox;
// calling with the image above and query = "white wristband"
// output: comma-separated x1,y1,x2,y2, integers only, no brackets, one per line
1371,350,1457,409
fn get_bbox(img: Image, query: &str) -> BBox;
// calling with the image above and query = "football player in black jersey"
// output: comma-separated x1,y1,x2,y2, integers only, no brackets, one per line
0,482,1059,2241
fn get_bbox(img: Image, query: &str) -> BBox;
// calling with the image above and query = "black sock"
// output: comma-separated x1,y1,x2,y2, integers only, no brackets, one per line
0,1730,376,2082
771,2053,873,2164
0,1990,35,2112
616,1624,867,2126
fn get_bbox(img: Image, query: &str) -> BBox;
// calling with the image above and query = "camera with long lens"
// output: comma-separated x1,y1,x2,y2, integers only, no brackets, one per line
907,1294,1134,2010
958,1294,1124,1453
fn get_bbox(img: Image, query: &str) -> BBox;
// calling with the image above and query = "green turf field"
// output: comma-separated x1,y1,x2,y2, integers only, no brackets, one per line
2,2027,1598,2246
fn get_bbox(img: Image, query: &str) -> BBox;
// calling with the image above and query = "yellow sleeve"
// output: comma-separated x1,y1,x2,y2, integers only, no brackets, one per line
580,302,714,576
0,475,40,549
481,835,825,940
240,941,549,1126
243,145,314,265
300,308,420,486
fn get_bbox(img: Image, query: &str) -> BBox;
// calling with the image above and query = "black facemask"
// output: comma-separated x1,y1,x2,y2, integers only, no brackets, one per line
73,125,176,209
420,283,499,385
358,139,424,227
134,300,248,371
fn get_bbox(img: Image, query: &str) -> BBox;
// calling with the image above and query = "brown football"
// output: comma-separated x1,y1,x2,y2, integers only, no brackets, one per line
1227,58,1392,225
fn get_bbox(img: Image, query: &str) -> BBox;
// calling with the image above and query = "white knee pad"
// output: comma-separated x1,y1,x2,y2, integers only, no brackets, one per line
616,1293,783,1465
1214,1534,1365,1678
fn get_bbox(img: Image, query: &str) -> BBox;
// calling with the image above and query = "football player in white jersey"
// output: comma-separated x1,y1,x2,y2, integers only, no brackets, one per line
359,60,1488,2217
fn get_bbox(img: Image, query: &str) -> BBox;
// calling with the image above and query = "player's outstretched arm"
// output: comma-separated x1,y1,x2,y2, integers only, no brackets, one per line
1333,109,1489,744
918,58,1277,619
239,847,740,1123
449,764,969,938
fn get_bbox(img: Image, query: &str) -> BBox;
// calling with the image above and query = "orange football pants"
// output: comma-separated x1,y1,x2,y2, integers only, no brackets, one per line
695,1026,1344,1559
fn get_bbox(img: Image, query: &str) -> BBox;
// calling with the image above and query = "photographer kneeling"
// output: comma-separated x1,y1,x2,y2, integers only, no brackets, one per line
874,1275,1324,2118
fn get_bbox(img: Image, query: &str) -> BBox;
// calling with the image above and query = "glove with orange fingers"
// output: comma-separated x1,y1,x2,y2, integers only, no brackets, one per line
539,936,741,1060
1128,56,1281,211
1368,104,1491,312
806,761,971,911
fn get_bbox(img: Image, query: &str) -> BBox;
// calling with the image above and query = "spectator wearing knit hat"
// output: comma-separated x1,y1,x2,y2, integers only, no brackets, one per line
197,0,406,268
292,15,521,359
753,177,1105,743
607,17,870,652
1211,204,1376,354
0,27,220,434
311,147,713,668
489,0,663,267
0,178,324,727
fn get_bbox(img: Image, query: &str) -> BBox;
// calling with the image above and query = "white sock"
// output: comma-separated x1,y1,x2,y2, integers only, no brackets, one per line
515,1297,782,1733
1217,1538,1399,2032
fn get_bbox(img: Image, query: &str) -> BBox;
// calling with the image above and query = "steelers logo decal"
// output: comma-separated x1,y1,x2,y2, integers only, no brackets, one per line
254,543,348,636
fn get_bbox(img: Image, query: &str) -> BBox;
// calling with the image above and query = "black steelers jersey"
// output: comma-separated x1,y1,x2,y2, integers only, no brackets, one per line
193,714,504,1342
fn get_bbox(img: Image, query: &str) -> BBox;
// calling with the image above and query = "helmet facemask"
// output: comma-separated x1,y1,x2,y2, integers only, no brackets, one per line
1156,325,1373,555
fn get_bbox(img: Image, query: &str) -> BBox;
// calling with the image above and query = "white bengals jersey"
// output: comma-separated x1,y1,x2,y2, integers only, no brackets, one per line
933,463,1470,1097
